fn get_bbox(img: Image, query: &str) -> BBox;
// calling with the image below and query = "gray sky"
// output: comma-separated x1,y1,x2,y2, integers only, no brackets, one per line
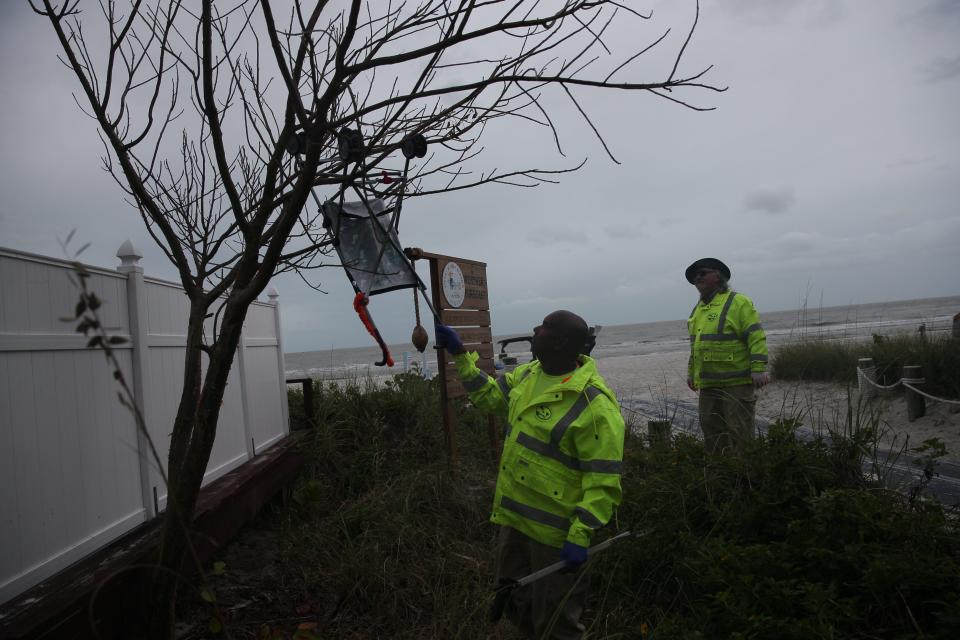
2,1,958,353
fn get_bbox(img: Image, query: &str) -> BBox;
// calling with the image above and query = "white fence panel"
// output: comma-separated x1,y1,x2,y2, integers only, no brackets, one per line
243,300,288,451
0,251,144,604
0,245,289,605
139,278,254,510
204,359,250,482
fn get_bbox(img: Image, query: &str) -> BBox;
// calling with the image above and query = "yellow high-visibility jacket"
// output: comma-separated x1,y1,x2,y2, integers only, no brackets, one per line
454,351,625,548
688,290,768,388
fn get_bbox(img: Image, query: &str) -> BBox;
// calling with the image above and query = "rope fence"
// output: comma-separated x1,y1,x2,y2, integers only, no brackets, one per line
857,358,960,422
902,382,960,405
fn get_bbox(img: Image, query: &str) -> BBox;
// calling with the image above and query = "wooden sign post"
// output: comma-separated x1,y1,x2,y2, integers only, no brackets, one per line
405,248,499,466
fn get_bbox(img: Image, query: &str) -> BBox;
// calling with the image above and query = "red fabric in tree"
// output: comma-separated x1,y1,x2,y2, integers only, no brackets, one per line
353,292,394,367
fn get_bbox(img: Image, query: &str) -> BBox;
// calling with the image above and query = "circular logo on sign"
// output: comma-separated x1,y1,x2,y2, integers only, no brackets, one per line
442,261,466,308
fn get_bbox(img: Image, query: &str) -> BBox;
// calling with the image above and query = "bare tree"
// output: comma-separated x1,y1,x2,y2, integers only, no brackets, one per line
32,0,722,635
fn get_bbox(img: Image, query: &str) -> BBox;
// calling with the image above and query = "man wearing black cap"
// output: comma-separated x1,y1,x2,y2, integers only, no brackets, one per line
685,258,769,454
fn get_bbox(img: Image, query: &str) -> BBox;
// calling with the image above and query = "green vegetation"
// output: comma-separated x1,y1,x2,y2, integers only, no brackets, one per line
772,333,960,399
187,373,960,639
602,418,960,639
274,371,502,639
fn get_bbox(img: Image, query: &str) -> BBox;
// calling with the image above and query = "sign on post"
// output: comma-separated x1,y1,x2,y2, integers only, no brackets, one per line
405,248,498,464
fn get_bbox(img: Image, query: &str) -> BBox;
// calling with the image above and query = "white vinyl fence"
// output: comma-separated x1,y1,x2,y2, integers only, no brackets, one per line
0,243,289,605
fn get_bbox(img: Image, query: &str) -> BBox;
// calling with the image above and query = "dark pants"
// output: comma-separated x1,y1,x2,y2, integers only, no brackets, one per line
698,384,756,454
494,526,588,640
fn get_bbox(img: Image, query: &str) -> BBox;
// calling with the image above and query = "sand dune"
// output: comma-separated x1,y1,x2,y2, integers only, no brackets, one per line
595,349,960,459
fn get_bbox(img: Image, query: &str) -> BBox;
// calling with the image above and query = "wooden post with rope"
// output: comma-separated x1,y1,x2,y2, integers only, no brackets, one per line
858,358,877,400
405,248,499,467
903,364,926,422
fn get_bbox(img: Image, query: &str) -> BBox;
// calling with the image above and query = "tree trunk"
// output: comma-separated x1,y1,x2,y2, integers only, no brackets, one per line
147,294,250,639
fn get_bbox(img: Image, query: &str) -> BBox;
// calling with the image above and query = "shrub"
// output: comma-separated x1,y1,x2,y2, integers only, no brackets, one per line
772,333,960,399
277,372,502,639
238,373,960,639
870,333,960,398
770,339,862,383
591,421,960,639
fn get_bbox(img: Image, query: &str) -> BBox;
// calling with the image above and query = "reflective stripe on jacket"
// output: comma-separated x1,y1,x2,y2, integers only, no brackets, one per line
688,290,768,388
454,351,625,548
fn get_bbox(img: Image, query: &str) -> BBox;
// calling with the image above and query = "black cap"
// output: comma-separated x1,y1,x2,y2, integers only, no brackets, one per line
685,258,731,284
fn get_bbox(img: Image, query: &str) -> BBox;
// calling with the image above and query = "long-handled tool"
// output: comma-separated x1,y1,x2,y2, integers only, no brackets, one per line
490,530,633,623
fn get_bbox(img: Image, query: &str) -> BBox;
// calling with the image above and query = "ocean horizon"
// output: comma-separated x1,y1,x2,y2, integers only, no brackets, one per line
283,294,960,380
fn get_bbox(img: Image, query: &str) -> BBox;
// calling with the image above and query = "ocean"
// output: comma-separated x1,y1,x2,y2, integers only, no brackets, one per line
283,295,960,380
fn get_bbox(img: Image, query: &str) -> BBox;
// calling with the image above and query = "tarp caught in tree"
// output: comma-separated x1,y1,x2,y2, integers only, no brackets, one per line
321,198,420,295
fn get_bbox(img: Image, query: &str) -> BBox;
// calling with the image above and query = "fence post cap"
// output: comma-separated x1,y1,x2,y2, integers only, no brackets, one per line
116,239,143,267
267,286,279,301
902,364,924,379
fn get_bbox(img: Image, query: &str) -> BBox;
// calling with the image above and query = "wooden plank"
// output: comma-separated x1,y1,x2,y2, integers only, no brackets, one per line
446,377,467,399
455,294,489,312
445,342,493,360
441,309,490,327
444,358,496,398
458,327,492,344
437,344,493,361
477,357,496,375
405,247,486,268
444,356,495,373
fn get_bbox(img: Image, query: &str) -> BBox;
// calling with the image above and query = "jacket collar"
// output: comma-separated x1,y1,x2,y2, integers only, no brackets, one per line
528,355,602,395
698,288,731,307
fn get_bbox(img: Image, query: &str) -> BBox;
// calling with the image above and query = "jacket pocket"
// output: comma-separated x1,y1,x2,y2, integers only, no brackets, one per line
702,352,735,363
515,454,579,504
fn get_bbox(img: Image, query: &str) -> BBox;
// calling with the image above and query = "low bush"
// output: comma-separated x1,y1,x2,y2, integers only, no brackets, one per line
209,373,960,638
596,421,960,639
769,340,862,383
871,334,960,398
279,372,504,638
772,333,960,399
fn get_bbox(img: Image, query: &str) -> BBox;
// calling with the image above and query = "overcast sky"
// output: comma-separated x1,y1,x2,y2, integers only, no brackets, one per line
1,1,958,354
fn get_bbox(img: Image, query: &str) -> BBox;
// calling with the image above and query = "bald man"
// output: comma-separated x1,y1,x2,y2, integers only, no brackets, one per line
435,310,625,640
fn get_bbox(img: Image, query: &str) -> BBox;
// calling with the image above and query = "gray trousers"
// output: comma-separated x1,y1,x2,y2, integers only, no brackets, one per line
698,384,756,454
494,526,588,640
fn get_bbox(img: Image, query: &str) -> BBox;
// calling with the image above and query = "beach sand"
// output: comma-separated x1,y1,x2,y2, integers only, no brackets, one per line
595,349,960,459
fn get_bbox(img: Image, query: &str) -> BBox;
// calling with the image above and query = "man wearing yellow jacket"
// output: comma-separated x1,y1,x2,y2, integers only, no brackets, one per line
435,310,625,640
685,258,770,454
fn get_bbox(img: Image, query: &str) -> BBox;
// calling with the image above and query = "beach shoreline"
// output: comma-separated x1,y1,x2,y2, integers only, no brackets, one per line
283,295,960,459
287,343,960,461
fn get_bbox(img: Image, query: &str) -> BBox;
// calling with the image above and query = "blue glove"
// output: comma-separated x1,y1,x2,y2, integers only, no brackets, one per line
560,541,588,572
434,323,465,355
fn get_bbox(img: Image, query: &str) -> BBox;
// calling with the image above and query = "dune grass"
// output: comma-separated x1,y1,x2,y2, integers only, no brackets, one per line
190,372,960,639
598,412,960,639
772,332,960,399
277,371,505,639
